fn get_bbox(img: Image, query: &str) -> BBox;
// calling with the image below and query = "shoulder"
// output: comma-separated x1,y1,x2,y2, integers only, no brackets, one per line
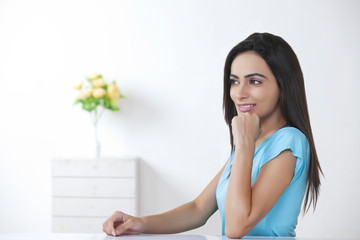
266,127,310,155
259,127,310,169
270,127,308,147
272,127,310,183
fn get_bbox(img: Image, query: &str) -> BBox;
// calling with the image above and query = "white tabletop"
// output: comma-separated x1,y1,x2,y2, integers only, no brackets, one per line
0,233,352,240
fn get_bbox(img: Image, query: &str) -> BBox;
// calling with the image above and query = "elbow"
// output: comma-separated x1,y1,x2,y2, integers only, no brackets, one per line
225,229,247,239
225,223,251,239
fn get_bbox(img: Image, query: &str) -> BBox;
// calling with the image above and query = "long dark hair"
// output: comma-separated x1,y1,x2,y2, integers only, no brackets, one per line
223,32,322,212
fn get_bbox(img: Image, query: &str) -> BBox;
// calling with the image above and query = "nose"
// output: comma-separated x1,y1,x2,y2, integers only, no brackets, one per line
234,84,249,100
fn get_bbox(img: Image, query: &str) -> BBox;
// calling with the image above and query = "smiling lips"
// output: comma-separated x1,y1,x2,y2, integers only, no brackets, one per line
238,104,256,112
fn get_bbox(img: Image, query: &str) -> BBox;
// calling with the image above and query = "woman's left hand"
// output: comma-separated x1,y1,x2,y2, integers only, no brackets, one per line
231,113,261,145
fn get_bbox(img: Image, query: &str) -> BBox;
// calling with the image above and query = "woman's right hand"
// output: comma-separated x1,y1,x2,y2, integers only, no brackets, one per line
102,211,144,236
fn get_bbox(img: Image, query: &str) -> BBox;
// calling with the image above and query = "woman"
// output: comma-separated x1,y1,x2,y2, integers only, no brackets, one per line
102,32,322,238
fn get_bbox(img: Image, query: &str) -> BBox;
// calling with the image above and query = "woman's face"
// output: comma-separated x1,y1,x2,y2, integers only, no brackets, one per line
229,51,282,121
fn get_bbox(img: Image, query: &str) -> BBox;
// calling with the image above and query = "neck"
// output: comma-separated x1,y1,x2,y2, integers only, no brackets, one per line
256,106,287,147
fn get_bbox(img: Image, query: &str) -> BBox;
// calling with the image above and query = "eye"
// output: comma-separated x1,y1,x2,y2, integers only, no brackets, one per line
230,79,239,85
249,79,262,85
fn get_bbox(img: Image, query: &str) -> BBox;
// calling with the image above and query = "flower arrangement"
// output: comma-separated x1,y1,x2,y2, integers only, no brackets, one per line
74,73,124,112
74,73,124,159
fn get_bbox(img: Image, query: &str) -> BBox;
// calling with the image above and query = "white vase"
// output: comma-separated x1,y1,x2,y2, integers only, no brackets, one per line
93,121,101,159
91,107,104,160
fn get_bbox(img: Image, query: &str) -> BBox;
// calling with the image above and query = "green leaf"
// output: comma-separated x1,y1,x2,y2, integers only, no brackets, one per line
74,99,82,105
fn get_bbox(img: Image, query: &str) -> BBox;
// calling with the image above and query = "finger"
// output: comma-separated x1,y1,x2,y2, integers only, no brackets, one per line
109,211,124,221
103,220,115,236
115,219,135,236
102,221,108,234
104,211,124,236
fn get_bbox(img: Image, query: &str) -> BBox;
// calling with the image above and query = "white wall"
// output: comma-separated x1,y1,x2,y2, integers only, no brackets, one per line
0,0,359,238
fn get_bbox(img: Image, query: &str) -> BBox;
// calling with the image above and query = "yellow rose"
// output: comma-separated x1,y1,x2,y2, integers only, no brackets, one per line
74,83,83,90
107,83,120,100
88,73,102,81
92,88,106,98
92,79,105,88
78,87,92,99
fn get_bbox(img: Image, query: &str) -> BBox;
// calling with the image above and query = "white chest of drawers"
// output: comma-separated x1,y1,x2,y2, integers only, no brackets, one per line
51,158,137,233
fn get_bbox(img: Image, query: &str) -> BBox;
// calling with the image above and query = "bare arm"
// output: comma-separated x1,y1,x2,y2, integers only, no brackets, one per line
103,160,228,236
225,143,296,238
225,113,297,238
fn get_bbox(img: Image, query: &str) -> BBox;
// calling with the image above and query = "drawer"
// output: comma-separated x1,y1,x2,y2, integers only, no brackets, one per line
52,178,135,198
52,159,136,177
52,216,106,233
53,198,136,217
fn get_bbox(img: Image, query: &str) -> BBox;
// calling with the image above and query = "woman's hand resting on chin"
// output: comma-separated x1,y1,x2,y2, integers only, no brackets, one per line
231,112,261,145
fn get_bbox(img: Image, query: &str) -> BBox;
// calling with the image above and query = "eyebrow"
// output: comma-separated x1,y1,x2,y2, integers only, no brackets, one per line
230,73,267,79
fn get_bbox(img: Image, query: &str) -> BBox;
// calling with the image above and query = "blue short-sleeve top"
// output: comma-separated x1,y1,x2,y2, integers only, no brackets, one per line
215,127,310,237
